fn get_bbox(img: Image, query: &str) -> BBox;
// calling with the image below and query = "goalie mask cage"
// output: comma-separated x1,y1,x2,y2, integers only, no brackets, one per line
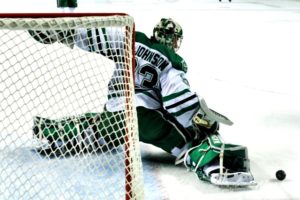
0,13,144,200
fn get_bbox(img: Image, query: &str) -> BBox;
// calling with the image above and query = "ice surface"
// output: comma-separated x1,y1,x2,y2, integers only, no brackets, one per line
1,0,300,199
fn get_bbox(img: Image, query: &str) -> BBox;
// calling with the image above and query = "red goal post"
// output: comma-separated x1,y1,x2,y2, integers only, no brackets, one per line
0,13,143,200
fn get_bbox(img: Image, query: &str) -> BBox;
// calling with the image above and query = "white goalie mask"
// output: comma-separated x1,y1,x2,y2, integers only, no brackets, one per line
153,18,183,52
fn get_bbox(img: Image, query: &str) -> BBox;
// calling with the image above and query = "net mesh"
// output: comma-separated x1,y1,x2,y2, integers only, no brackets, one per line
0,14,143,200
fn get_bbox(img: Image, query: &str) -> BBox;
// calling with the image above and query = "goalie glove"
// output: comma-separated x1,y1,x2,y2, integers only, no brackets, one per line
192,98,233,134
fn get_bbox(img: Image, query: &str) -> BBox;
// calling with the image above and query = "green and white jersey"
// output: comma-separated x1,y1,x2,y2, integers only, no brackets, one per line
134,32,200,128
74,29,200,128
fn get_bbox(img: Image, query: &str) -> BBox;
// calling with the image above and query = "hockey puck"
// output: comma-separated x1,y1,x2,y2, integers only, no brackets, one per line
276,170,286,181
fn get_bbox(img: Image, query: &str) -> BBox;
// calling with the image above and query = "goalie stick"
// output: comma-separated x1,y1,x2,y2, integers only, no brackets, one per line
199,98,234,126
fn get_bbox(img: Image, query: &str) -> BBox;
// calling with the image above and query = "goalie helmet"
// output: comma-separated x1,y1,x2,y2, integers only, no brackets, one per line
153,18,183,51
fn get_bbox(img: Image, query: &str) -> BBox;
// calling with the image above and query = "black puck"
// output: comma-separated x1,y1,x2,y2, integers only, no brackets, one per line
276,170,286,181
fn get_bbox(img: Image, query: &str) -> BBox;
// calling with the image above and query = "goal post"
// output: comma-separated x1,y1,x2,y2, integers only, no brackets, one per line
0,13,143,200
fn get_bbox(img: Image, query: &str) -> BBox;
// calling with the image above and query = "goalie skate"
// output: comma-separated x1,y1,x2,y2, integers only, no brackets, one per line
210,172,257,187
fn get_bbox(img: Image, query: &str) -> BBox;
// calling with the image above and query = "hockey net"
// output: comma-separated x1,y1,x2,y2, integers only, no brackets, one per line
0,13,143,200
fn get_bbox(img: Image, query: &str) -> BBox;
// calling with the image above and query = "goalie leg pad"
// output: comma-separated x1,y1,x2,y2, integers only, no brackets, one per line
183,133,251,182
33,111,127,157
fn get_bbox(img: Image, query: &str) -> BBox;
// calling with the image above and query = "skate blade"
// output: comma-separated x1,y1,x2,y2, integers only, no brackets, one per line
210,172,257,187
213,180,257,187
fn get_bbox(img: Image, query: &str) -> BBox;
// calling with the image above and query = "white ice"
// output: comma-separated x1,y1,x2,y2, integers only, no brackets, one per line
1,0,300,199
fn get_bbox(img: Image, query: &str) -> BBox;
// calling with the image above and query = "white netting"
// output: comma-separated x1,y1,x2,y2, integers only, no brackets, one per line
0,14,143,200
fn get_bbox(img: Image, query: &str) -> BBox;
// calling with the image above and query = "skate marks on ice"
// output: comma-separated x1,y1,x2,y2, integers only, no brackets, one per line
0,143,167,200
0,145,129,200
250,156,298,200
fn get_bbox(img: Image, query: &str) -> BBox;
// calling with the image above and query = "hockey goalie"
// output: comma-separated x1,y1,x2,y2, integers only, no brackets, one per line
29,18,256,187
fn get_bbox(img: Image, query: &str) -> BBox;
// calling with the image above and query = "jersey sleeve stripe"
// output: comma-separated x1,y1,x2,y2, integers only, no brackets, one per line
87,28,95,52
165,94,197,109
95,28,103,53
162,88,190,101
108,91,125,99
170,102,200,117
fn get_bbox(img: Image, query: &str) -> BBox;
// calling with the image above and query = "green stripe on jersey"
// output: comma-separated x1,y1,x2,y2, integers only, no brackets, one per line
171,102,199,117
162,88,190,102
87,29,95,52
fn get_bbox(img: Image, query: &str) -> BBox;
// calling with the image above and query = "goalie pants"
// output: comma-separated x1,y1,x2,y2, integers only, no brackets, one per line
137,107,193,153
